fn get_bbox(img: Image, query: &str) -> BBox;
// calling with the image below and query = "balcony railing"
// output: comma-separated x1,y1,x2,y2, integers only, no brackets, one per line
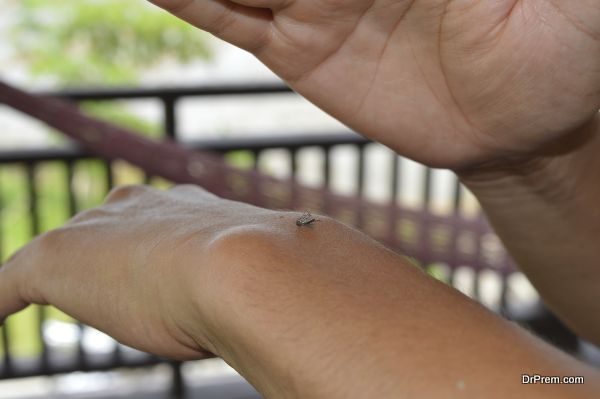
0,82,583,397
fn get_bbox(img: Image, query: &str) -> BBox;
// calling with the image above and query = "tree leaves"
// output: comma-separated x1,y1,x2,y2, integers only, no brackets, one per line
11,0,213,85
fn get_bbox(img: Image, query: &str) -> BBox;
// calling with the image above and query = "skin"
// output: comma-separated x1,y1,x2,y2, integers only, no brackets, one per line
459,118,600,346
1,0,600,397
0,185,599,398
148,0,600,168
145,0,600,343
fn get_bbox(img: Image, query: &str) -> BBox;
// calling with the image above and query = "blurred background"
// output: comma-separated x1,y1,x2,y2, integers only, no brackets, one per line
0,1,597,398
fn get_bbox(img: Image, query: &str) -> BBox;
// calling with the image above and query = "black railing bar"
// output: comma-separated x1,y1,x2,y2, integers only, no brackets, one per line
386,154,401,251
452,177,463,213
0,176,3,263
322,146,332,190
289,148,298,179
65,161,78,216
163,97,178,139
0,132,369,164
170,361,185,399
39,82,293,101
143,173,154,185
499,277,510,317
0,354,165,380
0,146,89,164
0,326,10,377
25,163,50,373
0,172,9,375
472,269,481,301
321,146,333,214
390,154,400,204
356,143,367,198
64,162,90,370
104,161,115,192
251,149,262,171
289,149,298,209
249,149,264,208
448,268,456,288
355,143,367,228
0,170,14,376
422,168,433,210
25,163,41,236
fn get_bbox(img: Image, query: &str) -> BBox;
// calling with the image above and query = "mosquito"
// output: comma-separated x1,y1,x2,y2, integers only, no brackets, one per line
296,211,317,227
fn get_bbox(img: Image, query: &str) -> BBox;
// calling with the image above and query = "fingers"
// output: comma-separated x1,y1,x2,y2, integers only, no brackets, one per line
149,0,274,52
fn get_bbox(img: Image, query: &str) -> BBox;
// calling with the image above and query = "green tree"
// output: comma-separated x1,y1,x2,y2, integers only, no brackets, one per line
11,0,212,85
8,0,215,137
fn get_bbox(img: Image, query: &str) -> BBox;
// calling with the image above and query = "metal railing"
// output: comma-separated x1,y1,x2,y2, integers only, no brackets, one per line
0,82,580,396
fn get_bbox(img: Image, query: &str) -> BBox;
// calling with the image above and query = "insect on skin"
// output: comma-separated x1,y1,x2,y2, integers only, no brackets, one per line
296,211,317,227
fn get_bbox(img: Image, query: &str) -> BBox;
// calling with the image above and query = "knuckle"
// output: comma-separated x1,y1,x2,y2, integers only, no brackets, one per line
170,184,199,192
35,227,71,251
69,207,114,224
169,184,216,200
105,185,151,204
28,227,79,281
169,184,203,195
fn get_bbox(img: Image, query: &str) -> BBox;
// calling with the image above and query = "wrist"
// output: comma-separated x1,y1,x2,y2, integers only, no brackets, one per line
178,210,336,352
191,212,353,396
457,114,600,204
455,115,600,345
180,208,600,398
190,213,455,398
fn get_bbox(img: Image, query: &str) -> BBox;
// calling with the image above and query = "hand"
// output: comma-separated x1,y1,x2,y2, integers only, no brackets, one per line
2,185,599,397
150,0,600,169
0,184,287,360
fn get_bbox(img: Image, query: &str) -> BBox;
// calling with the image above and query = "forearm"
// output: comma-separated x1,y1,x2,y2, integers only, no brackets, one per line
459,115,600,344
188,214,599,398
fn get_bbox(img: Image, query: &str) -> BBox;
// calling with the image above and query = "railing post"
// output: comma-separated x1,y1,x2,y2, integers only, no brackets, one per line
163,96,178,140
170,361,185,398
25,163,50,373
0,170,12,378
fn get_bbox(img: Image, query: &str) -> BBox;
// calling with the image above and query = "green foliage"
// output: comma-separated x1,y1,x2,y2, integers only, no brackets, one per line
11,0,212,85
8,0,214,134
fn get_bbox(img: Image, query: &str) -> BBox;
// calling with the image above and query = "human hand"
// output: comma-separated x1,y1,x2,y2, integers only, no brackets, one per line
149,0,600,170
2,184,599,397
0,184,288,360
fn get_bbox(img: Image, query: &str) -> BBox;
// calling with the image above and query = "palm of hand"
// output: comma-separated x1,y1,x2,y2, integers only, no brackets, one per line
156,0,600,168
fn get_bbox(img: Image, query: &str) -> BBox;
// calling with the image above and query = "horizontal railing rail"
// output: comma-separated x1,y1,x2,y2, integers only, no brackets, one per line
39,81,293,140
0,131,369,164
43,81,293,101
